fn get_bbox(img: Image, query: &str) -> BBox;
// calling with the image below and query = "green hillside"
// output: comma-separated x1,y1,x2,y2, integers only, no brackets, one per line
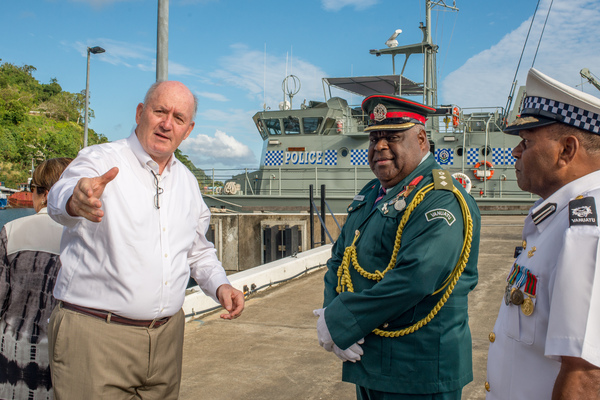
0,60,209,188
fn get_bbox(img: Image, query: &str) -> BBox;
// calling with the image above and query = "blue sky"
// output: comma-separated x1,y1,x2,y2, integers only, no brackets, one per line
3,0,600,171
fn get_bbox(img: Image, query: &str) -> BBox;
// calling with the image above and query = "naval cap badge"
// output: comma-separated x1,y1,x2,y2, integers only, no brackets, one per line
373,103,388,122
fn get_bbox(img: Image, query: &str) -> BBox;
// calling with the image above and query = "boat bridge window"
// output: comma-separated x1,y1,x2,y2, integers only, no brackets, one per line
255,119,268,140
283,117,301,135
264,119,283,135
303,117,322,134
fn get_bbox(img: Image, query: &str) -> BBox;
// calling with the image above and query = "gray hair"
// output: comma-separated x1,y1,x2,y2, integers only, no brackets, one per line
550,123,600,154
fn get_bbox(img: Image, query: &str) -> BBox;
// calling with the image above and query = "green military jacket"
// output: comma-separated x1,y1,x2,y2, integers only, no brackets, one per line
323,155,481,394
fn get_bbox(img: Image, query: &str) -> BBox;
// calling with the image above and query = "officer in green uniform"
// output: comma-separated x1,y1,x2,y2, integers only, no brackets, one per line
315,94,481,399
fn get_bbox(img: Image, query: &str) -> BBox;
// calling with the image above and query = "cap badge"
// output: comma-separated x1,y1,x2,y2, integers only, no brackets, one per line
373,103,387,122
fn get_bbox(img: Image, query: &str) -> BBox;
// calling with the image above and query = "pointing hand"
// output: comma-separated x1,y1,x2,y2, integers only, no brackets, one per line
66,167,119,222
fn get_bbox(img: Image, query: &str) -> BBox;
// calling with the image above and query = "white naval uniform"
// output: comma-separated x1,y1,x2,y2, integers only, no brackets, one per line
486,169,600,399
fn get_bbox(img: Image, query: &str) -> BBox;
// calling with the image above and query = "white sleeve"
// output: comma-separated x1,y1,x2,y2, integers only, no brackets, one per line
546,224,600,367
186,193,230,302
47,147,106,228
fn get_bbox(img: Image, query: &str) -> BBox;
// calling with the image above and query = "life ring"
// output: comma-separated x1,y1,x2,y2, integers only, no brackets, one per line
452,172,472,194
473,161,494,181
223,181,238,195
452,107,460,127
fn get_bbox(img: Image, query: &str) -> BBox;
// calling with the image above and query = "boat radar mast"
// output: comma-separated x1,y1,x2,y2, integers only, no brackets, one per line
280,74,301,110
368,0,458,106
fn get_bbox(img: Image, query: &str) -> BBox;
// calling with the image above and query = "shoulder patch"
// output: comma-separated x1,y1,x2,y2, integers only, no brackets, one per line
425,208,456,226
569,197,598,227
432,169,453,191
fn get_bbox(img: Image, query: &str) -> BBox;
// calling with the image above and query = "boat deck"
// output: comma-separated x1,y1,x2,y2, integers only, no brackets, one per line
180,215,525,400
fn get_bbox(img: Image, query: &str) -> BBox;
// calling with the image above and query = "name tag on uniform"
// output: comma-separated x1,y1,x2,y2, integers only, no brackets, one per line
353,195,365,201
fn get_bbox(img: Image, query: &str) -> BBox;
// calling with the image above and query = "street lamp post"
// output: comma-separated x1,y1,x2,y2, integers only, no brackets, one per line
83,46,105,148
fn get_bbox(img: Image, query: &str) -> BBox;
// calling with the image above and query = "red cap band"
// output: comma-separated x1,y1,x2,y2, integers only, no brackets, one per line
369,111,427,124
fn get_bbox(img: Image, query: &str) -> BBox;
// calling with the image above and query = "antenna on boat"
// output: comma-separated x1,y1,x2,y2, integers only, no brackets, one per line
280,48,300,110
281,75,300,110
367,0,457,106
263,43,267,110
385,29,402,48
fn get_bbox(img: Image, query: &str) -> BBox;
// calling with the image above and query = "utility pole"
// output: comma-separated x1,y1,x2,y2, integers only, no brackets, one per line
157,0,169,82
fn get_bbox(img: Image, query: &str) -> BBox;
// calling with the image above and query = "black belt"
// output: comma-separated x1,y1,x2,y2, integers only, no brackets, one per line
61,301,171,328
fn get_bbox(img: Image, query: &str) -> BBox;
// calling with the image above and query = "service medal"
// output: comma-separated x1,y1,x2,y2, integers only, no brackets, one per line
394,198,406,211
504,284,512,305
521,296,534,316
510,288,524,305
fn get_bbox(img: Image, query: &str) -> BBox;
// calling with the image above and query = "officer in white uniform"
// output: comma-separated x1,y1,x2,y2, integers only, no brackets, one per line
486,68,600,399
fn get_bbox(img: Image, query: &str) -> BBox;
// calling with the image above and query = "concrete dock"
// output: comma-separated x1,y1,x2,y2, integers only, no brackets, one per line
180,215,525,400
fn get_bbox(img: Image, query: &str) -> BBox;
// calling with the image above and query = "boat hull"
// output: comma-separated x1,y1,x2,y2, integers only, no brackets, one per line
8,192,33,209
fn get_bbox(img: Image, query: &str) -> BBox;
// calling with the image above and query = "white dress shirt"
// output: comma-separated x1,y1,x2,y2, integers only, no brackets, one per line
486,169,600,399
48,132,230,320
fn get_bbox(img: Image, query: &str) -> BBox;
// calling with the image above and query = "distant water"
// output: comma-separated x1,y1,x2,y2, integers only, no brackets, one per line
0,208,36,230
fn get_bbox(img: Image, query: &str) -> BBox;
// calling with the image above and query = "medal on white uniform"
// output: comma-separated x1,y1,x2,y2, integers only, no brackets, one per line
504,284,512,305
521,269,538,316
510,288,525,305
521,295,534,316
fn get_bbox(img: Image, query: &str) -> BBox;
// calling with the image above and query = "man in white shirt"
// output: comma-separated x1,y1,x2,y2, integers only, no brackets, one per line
47,80,244,399
485,68,600,399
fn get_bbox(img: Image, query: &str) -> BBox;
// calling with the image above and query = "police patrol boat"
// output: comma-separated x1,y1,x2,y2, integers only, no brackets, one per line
203,0,536,214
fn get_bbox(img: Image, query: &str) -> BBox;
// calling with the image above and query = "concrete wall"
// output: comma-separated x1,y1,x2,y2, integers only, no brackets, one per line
183,244,333,321
209,211,347,273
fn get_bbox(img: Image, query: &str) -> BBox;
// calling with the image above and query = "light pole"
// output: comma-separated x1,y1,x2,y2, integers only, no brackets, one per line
83,46,105,148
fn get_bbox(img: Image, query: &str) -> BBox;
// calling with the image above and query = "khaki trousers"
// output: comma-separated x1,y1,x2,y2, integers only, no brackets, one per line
48,303,184,400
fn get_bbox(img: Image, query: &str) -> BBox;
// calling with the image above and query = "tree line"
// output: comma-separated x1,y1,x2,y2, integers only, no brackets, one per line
0,60,210,188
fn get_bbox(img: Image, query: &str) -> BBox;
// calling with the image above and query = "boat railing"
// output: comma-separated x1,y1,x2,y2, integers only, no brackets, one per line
309,184,341,248
194,166,534,200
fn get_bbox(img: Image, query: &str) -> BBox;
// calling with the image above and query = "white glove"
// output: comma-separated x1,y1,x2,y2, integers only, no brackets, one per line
332,339,364,363
314,308,365,362
313,308,334,351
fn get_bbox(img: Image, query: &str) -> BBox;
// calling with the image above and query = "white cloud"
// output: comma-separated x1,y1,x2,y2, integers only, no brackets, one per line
169,61,199,77
441,0,600,109
69,39,201,77
196,92,229,102
176,0,218,4
211,43,328,111
71,39,153,69
180,130,257,168
68,0,140,8
321,0,378,11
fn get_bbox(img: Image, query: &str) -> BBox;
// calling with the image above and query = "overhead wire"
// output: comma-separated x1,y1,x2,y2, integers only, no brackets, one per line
531,0,555,68
503,0,542,122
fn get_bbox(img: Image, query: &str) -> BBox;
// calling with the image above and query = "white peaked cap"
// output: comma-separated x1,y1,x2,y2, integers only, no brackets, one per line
504,68,600,135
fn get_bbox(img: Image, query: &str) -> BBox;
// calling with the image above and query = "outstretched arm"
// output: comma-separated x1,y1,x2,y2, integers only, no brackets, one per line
66,167,119,222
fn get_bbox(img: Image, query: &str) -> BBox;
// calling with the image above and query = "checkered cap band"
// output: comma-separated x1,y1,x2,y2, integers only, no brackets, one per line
522,96,600,134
